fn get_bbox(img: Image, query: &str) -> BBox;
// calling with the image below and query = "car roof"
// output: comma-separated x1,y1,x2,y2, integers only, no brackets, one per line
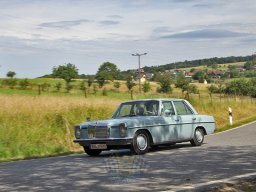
121,98,185,103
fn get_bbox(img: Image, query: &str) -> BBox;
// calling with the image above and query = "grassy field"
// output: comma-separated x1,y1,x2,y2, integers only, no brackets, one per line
0,78,256,161
169,62,245,72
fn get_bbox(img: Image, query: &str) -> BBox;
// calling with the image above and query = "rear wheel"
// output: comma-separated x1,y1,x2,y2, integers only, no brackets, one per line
190,128,204,146
83,146,102,156
131,130,149,155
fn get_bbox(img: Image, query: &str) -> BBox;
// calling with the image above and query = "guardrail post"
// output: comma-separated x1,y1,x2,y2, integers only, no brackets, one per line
228,106,233,125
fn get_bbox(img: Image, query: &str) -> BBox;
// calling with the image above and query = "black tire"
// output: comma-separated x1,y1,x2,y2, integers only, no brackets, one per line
83,146,102,156
131,130,150,155
190,128,204,146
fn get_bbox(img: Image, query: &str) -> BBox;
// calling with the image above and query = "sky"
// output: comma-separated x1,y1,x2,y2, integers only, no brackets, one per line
0,0,256,78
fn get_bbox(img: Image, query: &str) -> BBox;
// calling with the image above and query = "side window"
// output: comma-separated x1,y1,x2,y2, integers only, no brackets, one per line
162,101,175,115
119,104,132,117
173,101,193,115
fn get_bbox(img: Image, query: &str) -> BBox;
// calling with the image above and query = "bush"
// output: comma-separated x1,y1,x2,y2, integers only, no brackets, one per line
102,88,108,96
19,79,30,90
113,81,121,89
65,83,73,93
55,82,62,92
142,81,151,93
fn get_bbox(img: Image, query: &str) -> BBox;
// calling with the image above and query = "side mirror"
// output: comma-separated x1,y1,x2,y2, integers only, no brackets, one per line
86,117,91,122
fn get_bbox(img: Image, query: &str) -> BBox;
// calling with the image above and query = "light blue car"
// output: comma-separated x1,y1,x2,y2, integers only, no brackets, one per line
73,99,215,156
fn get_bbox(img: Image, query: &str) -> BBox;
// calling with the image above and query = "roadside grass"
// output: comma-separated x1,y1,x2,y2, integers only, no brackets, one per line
0,80,256,162
0,95,120,161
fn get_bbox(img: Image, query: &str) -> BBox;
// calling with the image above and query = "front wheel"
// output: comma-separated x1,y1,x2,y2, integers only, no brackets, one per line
190,128,204,146
83,146,102,156
131,130,150,155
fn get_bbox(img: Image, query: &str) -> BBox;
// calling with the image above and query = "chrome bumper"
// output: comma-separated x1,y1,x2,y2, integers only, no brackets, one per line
73,137,133,147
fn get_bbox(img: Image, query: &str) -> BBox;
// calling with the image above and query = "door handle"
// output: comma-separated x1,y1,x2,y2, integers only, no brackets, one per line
192,118,196,120
175,119,179,122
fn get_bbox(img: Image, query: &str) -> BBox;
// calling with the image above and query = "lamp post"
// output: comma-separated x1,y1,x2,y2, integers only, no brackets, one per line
131,53,147,93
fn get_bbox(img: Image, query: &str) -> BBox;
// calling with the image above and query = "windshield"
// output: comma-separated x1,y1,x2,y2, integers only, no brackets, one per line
113,100,159,118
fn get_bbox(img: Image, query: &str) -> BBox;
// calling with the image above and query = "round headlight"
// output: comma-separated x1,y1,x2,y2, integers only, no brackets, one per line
119,123,127,137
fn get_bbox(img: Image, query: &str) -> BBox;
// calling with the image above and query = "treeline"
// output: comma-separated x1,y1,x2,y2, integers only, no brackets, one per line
142,55,254,73
208,78,256,98
39,55,254,80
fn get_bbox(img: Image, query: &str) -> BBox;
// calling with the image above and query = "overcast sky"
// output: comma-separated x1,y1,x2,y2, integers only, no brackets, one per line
0,0,256,78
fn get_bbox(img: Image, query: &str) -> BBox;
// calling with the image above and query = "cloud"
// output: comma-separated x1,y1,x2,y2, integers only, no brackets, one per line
160,29,251,39
99,20,120,25
107,15,123,19
39,19,92,29
193,3,213,8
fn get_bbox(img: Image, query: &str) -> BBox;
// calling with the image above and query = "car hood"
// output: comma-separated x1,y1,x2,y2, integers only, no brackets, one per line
79,116,161,129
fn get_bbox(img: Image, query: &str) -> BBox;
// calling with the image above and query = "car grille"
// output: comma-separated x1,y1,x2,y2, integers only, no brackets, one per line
88,126,109,138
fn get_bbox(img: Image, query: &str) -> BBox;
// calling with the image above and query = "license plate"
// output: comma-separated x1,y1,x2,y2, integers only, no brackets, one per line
90,144,107,149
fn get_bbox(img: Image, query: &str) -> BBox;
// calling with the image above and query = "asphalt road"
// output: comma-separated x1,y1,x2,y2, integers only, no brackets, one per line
1,122,256,192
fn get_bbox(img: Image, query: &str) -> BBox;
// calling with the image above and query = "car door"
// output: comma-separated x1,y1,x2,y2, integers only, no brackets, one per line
160,101,179,141
172,100,195,140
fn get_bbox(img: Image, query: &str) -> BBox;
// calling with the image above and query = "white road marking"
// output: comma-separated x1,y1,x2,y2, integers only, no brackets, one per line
208,120,256,136
175,172,256,192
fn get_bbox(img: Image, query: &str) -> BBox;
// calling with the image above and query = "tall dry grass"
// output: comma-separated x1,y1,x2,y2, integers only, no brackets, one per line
0,95,120,161
0,93,256,161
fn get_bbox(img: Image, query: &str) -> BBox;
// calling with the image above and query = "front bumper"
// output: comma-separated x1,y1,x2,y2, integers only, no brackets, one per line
73,137,133,147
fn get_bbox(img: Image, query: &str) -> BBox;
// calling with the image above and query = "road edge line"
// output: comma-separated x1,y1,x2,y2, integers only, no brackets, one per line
176,172,256,192
209,120,256,136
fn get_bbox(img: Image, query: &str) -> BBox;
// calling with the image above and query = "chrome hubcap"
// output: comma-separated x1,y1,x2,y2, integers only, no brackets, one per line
137,134,147,150
195,129,203,143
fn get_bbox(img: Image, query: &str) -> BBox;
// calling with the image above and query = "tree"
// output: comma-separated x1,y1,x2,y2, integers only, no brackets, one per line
249,78,256,98
207,84,219,102
244,61,255,70
192,71,206,83
142,81,151,93
52,63,78,92
182,84,199,100
157,74,172,94
95,62,120,87
175,73,191,90
224,78,250,96
6,71,16,78
207,84,219,94
52,63,78,83
126,77,136,91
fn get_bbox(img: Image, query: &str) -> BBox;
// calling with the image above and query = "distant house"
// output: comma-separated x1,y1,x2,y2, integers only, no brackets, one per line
135,74,146,83
185,72,194,78
134,68,154,82
145,73,154,80
135,68,145,74
207,70,224,78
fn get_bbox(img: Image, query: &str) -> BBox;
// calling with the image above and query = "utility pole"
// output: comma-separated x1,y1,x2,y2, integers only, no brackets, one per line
131,53,147,93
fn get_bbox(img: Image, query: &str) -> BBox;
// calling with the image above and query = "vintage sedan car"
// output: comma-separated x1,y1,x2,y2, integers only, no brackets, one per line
73,99,215,156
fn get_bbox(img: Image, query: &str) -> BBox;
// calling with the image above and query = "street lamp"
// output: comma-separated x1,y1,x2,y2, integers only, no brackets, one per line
131,53,147,93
